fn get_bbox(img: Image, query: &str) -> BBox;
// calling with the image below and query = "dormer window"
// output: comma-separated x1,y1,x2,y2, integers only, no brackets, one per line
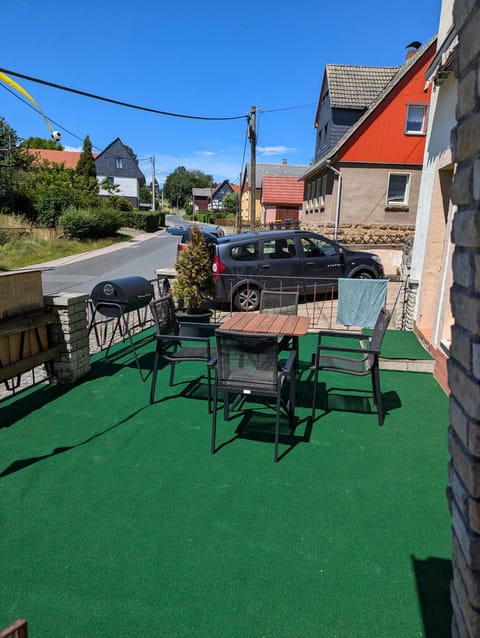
115,157,124,169
405,104,428,134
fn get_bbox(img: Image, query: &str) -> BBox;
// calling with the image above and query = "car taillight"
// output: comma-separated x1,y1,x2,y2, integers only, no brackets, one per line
177,244,185,252
212,255,226,280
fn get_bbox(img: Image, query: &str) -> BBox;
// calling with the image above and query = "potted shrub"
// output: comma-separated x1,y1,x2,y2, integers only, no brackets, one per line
171,223,216,322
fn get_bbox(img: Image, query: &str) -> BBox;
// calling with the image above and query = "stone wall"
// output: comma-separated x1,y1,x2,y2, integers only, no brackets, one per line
301,221,415,244
448,2,480,636
44,293,91,384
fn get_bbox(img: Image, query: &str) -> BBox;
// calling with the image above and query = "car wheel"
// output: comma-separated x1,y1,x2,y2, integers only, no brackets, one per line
233,286,260,311
352,271,374,279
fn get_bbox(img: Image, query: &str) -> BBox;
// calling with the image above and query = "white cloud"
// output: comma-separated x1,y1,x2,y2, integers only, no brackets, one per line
258,145,297,156
194,150,215,157
64,145,82,152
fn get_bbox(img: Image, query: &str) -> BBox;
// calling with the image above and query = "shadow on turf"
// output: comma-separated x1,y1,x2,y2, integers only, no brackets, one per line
412,555,452,638
0,405,150,478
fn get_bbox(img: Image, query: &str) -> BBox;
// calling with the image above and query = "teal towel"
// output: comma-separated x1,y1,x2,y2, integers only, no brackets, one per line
336,278,388,327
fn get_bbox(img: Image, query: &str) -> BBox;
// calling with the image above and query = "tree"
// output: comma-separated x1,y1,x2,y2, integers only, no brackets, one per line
76,135,96,178
221,192,239,216
163,166,213,209
0,117,34,212
171,224,215,314
19,136,63,150
75,135,98,205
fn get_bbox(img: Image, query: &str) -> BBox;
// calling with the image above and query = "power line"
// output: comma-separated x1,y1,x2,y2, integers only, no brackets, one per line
0,67,249,122
259,102,316,113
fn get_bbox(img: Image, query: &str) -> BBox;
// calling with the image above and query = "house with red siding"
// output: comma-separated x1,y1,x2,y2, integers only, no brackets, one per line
261,175,304,223
302,38,437,237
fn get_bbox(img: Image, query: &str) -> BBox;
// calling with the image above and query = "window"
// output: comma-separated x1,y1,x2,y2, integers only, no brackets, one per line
231,242,258,261
387,173,410,205
320,175,327,206
301,236,337,258
405,104,428,134
115,157,124,169
264,238,296,259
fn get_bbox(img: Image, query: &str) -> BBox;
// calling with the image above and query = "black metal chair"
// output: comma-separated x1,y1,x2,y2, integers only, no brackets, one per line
310,307,391,425
209,329,297,462
149,295,217,411
260,289,299,352
259,289,299,315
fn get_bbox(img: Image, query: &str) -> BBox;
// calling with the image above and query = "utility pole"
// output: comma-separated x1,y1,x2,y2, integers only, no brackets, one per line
248,106,256,232
151,155,156,211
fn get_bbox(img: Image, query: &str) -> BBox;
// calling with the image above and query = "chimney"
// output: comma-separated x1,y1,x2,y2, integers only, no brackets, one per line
405,40,422,62
282,159,287,165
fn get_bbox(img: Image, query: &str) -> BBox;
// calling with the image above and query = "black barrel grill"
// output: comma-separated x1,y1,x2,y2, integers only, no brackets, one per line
88,276,154,381
90,276,154,318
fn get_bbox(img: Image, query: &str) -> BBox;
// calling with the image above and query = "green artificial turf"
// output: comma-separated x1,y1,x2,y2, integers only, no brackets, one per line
0,332,450,637
363,328,433,360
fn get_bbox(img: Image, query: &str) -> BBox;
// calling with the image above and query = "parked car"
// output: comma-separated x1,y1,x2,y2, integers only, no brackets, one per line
167,224,225,255
211,230,384,311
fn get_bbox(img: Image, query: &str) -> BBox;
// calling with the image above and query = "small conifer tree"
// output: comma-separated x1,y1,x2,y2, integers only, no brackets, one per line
76,135,96,178
172,224,215,314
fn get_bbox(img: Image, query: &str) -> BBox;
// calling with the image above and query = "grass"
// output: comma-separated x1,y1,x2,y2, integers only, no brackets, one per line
0,233,127,271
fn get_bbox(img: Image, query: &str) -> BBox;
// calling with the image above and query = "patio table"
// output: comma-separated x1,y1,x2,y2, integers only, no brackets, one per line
219,312,310,372
220,312,310,337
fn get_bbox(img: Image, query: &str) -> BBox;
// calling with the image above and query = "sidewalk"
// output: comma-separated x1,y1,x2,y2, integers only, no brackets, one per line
14,229,165,271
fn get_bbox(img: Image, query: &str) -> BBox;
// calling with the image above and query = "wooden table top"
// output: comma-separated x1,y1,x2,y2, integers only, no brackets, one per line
220,312,310,336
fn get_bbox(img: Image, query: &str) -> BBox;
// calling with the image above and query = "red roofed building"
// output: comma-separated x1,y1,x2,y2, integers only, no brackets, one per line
261,175,304,224
27,148,92,169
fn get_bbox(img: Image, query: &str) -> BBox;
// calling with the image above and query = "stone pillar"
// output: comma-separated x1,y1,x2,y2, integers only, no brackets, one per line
448,2,480,636
43,293,90,384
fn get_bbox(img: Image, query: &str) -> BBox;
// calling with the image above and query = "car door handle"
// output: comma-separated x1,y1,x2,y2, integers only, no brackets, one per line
261,264,271,269
305,261,315,267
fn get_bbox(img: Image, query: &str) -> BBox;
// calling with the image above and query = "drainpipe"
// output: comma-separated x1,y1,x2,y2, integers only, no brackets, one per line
326,161,342,240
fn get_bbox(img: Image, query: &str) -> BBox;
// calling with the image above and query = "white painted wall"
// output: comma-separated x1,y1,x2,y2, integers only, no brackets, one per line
97,176,139,200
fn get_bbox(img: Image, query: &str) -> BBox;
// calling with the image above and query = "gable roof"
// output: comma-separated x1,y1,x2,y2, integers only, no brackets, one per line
305,36,437,179
28,148,97,169
95,137,145,180
326,64,400,110
261,176,304,205
244,162,308,188
192,188,211,198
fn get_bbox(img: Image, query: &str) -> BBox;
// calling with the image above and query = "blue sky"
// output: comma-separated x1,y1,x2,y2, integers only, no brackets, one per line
1,0,441,186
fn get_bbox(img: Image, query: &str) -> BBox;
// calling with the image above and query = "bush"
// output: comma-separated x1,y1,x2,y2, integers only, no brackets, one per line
60,207,123,240
121,210,164,232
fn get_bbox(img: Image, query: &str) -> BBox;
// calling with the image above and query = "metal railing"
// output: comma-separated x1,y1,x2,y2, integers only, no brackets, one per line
0,273,407,401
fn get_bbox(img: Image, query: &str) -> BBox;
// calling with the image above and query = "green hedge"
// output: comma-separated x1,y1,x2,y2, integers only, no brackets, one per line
60,207,123,240
121,211,165,232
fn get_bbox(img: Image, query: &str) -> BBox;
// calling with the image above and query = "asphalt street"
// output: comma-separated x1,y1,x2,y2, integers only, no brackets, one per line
36,230,179,295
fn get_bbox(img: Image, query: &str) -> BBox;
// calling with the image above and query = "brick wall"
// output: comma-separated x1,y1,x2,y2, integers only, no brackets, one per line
448,2,480,636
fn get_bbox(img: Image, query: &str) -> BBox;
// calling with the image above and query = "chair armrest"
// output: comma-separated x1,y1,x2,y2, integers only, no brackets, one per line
316,343,380,356
155,333,210,344
208,353,218,368
281,349,297,375
317,329,369,341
